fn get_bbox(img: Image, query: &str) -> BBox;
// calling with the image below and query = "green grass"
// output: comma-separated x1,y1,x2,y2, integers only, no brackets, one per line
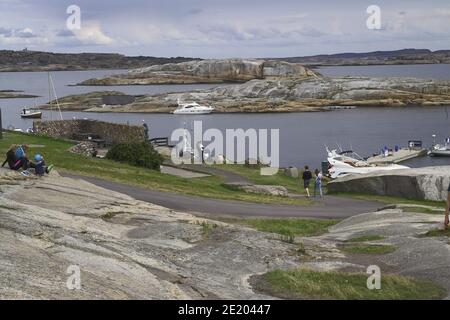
421,228,450,238
237,218,339,237
345,235,385,242
401,206,445,215
194,221,218,239
0,132,312,206
331,192,446,208
341,244,396,255
260,269,446,300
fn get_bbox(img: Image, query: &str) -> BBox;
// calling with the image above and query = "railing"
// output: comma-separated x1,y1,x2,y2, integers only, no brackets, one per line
149,137,170,147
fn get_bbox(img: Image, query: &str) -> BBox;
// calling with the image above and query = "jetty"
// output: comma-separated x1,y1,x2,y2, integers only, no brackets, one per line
367,147,427,164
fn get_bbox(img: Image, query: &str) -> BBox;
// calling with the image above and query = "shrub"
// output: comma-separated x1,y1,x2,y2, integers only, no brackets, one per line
105,141,163,170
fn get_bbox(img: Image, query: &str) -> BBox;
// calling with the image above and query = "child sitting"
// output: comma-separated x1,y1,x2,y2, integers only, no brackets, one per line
30,154,54,176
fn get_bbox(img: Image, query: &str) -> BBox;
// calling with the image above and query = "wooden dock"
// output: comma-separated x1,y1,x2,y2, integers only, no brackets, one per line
366,148,427,164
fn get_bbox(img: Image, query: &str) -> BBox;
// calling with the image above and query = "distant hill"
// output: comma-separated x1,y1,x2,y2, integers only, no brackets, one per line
0,50,200,72
270,49,450,66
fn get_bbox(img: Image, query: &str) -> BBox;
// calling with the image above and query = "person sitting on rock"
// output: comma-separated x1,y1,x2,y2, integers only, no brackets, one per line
445,182,450,228
2,144,30,171
30,154,54,176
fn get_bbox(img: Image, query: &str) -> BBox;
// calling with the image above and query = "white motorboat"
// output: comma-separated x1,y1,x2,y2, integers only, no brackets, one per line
428,138,450,157
326,148,409,179
173,99,214,115
20,108,42,119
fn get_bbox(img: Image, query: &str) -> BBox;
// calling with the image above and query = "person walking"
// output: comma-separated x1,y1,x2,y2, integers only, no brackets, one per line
445,182,450,228
314,169,323,198
302,165,312,198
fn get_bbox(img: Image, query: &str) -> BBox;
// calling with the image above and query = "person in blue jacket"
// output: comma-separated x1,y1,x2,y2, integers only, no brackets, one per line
30,154,54,176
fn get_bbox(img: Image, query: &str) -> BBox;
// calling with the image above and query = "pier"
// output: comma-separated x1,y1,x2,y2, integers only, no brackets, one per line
366,148,427,164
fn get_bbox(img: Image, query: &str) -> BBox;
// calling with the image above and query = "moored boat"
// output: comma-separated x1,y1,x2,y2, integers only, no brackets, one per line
173,99,214,115
20,108,42,119
428,138,450,157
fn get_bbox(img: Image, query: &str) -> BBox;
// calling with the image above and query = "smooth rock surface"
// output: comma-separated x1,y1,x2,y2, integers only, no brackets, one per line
301,206,450,299
327,166,450,201
0,168,298,299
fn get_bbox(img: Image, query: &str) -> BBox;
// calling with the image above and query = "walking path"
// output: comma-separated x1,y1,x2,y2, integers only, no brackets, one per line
63,173,384,219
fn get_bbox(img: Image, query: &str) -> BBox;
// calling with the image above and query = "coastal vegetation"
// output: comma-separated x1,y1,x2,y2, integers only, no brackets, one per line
236,218,338,238
105,141,163,170
0,131,311,206
340,244,396,255
256,269,446,300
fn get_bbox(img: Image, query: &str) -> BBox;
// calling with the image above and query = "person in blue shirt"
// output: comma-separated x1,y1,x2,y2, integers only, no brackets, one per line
30,154,54,176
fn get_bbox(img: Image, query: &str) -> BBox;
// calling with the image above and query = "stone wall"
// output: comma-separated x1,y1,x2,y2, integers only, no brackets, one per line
327,166,450,201
33,119,145,145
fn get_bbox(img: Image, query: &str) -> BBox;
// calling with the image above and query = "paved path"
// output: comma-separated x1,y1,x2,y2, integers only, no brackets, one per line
160,165,209,178
63,174,384,219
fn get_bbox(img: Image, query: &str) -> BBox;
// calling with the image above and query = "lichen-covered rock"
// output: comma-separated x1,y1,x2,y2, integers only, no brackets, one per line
78,59,315,85
327,166,450,201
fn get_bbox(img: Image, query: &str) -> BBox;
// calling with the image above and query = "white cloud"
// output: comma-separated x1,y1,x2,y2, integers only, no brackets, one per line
71,23,114,45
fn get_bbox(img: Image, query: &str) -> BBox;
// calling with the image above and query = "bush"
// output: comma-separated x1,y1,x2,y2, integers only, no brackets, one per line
105,141,163,170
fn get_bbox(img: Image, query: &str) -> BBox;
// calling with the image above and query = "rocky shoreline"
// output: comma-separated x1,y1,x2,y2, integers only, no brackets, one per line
42,76,450,113
0,90,39,99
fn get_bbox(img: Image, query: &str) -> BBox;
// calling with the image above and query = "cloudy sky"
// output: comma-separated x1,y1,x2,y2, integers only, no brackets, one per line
0,0,449,58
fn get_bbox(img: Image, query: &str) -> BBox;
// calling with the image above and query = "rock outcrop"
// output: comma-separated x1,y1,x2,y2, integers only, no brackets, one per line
327,166,450,201
81,76,450,113
0,168,298,299
78,59,316,85
301,205,450,299
226,182,289,197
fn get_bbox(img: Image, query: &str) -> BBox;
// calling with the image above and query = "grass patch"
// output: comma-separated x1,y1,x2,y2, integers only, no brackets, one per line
0,132,312,206
331,192,446,208
401,207,444,215
341,244,396,255
421,228,450,238
194,221,218,239
213,164,328,194
345,235,385,242
259,269,446,300
239,218,339,238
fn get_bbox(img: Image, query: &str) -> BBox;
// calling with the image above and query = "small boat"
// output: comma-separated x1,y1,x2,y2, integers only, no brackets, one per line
428,138,450,157
326,148,409,179
20,108,42,119
173,99,214,115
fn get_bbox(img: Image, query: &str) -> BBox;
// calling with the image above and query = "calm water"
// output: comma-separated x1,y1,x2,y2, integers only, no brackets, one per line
0,66,449,169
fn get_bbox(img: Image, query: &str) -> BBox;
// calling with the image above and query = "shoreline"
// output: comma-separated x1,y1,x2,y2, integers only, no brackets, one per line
2,62,450,74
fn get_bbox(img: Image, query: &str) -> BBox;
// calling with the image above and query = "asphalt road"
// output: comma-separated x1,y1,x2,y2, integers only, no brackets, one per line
64,173,384,219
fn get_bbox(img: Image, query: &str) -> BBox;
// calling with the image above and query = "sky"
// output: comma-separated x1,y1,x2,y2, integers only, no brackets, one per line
0,0,449,58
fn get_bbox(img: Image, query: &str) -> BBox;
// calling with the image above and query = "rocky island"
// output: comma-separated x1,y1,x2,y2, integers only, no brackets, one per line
77,59,317,85
0,90,39,99
42,58,450,113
